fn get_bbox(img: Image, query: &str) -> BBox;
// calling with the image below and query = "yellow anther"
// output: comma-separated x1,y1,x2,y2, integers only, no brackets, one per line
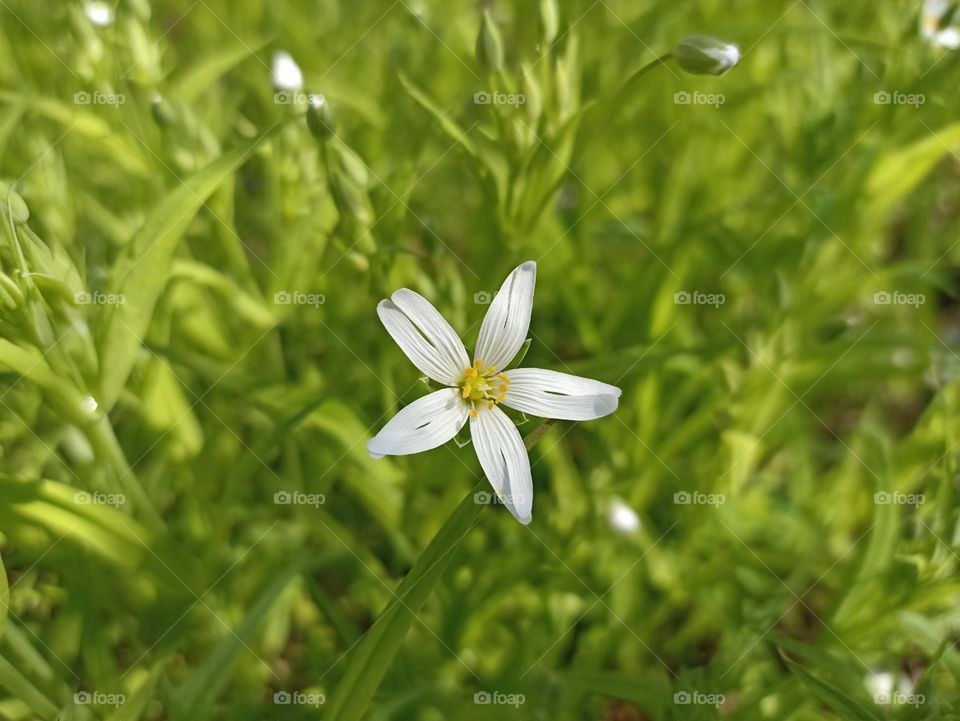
487,400,494,410
461,362,508,411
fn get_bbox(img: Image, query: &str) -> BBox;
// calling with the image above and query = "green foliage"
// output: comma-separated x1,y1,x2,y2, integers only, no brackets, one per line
0,0,958,720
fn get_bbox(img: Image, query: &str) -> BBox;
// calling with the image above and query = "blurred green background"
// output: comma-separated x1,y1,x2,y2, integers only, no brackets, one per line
0,0,958,719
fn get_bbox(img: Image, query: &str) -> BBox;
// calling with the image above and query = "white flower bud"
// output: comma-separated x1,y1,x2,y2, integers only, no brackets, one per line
674,35,740,76
476,10,504,71
307,94,336,141
272,50,303,91
609,500,640,533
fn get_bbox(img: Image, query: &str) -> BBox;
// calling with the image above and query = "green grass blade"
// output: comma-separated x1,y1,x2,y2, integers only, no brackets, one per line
397,72,478,158
866,121,960,218
780,651,881,721
106,661,167,721
169,40,268,104
323,481,484,721
168,555,305,720
0,653,59,719
0,550,6,641
98,126,280,410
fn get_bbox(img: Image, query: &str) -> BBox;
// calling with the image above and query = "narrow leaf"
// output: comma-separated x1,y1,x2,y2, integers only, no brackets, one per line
0,653,59,719
323,482,484,721
168,556,304,720
780,651,881,721
397,72,478,158
106,661,167,721
98,125,280,409
0,550,7,641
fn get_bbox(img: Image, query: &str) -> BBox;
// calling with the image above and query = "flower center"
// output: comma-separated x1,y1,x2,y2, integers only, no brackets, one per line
459,359,510,417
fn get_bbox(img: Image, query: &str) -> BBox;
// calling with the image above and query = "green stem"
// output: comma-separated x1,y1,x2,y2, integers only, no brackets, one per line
323,417,557,721
85,416,166,534
523,417,555,449
620,52,673,94
323,481,483,721
576,53,673,162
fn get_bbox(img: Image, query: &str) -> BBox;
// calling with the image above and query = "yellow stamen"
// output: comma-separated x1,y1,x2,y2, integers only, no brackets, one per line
460,361,510,412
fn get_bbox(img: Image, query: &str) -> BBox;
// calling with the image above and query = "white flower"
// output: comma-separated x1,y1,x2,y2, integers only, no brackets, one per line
609,500,640,533
85,1,114,27
367,261,622,524
922,0,960,48
272,50,303,91
864,670,895,700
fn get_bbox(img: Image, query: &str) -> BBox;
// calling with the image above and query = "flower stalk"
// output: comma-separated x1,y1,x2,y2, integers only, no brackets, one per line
324,416,557,721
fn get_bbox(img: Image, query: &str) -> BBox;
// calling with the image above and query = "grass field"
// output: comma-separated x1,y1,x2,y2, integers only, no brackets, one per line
0,0,959,719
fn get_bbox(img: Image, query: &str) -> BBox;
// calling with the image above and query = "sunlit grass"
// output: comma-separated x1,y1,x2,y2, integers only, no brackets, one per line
0,0,959,719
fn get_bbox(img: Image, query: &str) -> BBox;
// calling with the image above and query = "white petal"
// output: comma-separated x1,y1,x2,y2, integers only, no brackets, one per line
934,27,960,48
377,296,466,385
470,406,533,524
502,368,621,421
368,388,468,459
474,261,536,372
272,51,303,91
390,289,469,378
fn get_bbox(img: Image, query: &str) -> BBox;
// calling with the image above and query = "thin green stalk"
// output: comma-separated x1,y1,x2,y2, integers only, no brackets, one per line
323,418,557,721
576,52,673,161
620,53,674,94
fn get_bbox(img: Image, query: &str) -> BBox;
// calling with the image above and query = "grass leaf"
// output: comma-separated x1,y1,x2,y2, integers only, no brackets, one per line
323,482,483,721
168,555,305,720
98,126,280,409
780,650,881,721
